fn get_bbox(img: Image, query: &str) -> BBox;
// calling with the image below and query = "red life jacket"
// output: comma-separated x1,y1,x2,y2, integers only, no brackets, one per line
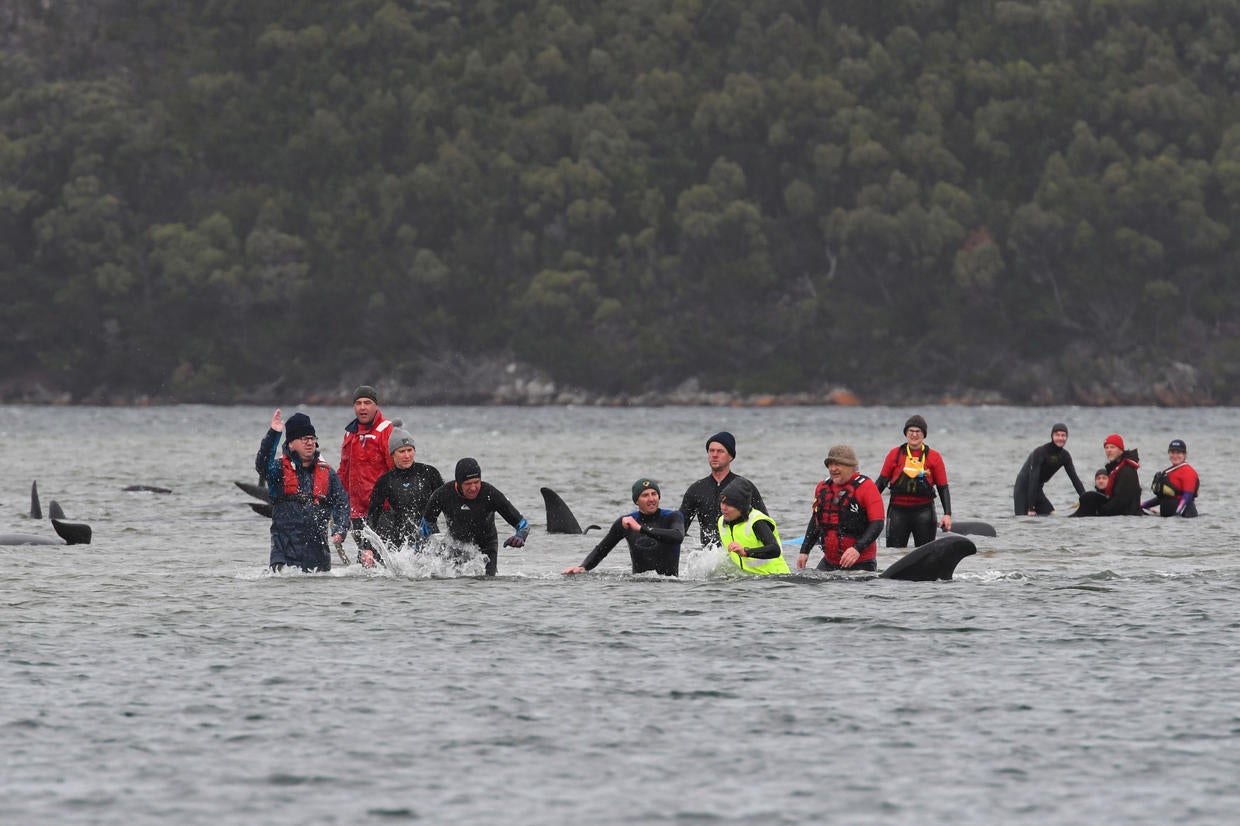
281,455,330,504
814,474,871,551
1104,457,1139,497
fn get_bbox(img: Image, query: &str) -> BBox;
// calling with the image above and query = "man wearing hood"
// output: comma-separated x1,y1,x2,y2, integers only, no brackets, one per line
420,458,530,576
256,409,349,572
1014,423,1088,515
717,478,789,575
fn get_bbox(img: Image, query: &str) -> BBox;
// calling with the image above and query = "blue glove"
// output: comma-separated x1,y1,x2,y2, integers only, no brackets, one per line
1176,491,1195,515
419,517,432,538
504,535,525,548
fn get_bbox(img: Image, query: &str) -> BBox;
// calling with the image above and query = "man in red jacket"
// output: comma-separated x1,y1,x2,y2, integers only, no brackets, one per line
338,385,395,563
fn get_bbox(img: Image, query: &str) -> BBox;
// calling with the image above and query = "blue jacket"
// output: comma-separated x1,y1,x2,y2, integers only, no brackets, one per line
256,428,349,570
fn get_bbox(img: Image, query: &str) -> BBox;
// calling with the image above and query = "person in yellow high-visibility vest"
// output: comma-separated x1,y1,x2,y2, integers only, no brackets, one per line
717,479,790,575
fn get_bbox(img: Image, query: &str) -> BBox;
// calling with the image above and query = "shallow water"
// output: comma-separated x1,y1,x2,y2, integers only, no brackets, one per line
2,404,1237,825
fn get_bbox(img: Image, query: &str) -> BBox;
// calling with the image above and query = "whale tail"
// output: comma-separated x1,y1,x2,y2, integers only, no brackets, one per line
880,535,976,581
235,480,273,503
48,500,66,520
52,518,92,546
942,520,997,537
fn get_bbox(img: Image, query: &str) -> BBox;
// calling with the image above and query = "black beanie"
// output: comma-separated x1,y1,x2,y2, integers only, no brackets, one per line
284,412,316,443
904,415,928,435
719,478,753,514
353,385,379,403
1051,422,1068,435
706,431,737,458
454,457,482,485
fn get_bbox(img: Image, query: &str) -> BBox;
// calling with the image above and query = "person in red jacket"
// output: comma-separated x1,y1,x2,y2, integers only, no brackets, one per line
338,385,395,562
1142,439,1199,517
798,445,885,571
874,414,951,547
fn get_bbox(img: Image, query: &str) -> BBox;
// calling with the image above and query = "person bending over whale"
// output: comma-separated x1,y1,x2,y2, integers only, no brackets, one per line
1142,439,1199,518
1014,423,1088,515
420,458,530,576
365,428,444,554
256,410,349,572
717,479,789,575
874,415,952,546
1071,434,1142,517
798,445,885,572
562,478,685,577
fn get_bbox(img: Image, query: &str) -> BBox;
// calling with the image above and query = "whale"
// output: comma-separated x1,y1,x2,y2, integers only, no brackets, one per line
942,520,997,537
879,534,976,581
8,482,93,545
0,517,92,546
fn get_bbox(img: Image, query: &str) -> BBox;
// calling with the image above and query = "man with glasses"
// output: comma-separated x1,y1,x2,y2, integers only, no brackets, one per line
874,414,952,547
256,409,349,572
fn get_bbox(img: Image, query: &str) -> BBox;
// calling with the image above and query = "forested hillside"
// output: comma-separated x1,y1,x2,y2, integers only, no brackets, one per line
3,0,1239,403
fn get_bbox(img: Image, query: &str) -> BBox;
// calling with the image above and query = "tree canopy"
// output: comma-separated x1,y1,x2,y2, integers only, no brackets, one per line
3,0,1239,402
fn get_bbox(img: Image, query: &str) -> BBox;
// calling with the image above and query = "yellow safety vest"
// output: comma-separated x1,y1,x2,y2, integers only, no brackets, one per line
717,509,791,575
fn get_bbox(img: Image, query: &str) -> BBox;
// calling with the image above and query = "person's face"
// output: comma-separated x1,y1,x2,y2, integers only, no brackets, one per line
393,445,415,469
707,443,732,472
636,488,660,514
289,434,317,463
1095,473,1109,490
1103,443,1122,462
905,427,925,447
720,501,742,522
1052,430,1068,448
827,461,853,484
353,398,378,425
459,478,482,499
1168,449,1186,466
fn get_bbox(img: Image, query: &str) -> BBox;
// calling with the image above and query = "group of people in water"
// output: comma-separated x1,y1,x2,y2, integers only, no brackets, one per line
256,388,1201,576
1013,423,1200,519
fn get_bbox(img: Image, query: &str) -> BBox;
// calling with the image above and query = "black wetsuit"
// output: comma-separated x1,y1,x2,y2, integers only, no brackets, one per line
1071,450,1143,517
421,481,528,575
366,463,444,549
679,472,767,546
1014,442,1087,515
579,508,685,576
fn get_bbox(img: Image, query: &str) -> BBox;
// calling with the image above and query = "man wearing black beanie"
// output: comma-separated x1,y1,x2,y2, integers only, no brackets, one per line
678,431,768,546
563,478,686,577
1013,422,1087,516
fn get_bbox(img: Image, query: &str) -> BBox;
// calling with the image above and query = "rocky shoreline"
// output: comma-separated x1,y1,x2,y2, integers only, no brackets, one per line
0,355,1225,407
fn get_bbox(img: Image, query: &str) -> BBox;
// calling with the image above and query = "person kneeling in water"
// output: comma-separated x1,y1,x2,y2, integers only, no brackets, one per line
717,479,790,575
798,445,885,572
1141,439,1199,518
562,478,685,576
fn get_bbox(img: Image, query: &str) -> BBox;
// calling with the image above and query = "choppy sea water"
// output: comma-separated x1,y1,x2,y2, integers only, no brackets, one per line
1,404,1237,825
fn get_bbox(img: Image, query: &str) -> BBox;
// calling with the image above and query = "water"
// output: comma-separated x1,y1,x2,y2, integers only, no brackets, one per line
1,404,1237,825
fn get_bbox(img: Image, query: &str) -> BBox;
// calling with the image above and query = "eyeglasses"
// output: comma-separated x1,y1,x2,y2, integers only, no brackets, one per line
294,435,317,443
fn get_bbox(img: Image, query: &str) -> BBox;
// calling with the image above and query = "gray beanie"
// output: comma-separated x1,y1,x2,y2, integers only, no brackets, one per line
824,445,859,468
388,428,415,454
904,414,928,435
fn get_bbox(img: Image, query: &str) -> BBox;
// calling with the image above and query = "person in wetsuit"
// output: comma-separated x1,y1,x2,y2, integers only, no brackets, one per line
420,457,530,575
1071,434,1142,516
1141,439,1199,518
874,415,951,547
798,445,885,572
679,431,768,547
562,478,686,576
1014,422,1088,515
365,428,444,552
717,478,789,575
